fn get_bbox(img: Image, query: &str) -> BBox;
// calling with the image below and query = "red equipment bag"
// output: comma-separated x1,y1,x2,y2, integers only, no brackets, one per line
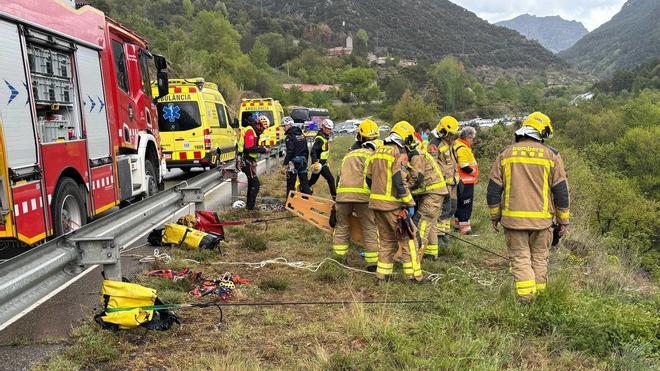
194,211,227,236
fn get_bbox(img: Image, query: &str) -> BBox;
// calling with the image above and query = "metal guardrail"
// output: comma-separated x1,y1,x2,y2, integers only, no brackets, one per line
0,142,284,331
0,164,239,331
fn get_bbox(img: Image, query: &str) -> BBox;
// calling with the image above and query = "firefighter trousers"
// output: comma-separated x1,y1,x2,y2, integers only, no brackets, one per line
413,194,444,258
332,202,379,266
438,184,457,234
244,158,259,210
286,158,311,197
309,164,337,198
455,183,474,223
374,210,423,281
504,228,552,299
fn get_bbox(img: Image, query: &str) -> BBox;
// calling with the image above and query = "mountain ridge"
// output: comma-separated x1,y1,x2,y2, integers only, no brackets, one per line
496,14,588,53
559,0,660,76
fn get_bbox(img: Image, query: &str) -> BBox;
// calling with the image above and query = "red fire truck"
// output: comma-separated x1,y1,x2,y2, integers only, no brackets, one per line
0,0,169,245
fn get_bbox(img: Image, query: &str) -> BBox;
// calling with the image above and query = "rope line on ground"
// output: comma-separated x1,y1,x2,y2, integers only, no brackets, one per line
211,256,496,286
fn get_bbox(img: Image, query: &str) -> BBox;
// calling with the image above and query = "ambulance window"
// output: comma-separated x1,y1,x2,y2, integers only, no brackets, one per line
112,40,129,92
215,104,227,128
157,102,201,131
241,111,274,127
138,50,152,98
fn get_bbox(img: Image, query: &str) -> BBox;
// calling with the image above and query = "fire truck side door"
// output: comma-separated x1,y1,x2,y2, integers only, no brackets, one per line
109,38,135,148
77,46,111,161
125,44,153,133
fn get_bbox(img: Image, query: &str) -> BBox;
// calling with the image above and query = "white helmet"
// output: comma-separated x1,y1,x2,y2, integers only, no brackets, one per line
232,200,246,209
321,119,334,130
283,116,295,127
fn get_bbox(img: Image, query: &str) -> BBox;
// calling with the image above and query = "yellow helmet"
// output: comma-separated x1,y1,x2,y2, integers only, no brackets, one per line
435,116,459,135
357,119,379,140
522,112,553,138
389,121,416,149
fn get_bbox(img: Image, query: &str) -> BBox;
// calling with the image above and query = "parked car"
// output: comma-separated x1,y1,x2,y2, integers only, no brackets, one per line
378,125,391,132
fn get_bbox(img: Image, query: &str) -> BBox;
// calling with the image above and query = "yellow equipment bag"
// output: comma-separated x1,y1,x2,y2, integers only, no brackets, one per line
98,280,156,329
96,280,181,331
162,223,221,250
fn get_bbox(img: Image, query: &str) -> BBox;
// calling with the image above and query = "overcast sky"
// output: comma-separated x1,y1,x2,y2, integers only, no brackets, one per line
449,0,627,31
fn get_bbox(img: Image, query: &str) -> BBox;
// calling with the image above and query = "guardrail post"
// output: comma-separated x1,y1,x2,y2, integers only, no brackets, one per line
73,237,122,281
229,169,239,203
181,187,205,211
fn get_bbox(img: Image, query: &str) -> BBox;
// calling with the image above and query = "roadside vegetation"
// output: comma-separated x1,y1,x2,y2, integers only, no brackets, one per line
38,132,658,370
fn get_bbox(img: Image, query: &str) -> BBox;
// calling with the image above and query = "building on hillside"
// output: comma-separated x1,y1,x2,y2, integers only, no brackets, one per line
399,59,417,67
282,83,338,93
570,92,594,106
327,35,353,57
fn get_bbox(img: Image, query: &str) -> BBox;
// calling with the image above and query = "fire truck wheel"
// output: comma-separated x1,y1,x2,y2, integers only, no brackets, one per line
53,178,87,236
145,159,159,197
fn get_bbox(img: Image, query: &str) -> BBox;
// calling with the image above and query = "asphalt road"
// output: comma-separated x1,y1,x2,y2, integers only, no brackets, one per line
0,159,272,370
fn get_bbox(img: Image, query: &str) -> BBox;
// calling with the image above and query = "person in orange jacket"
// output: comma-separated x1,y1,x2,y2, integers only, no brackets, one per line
454,126,478,234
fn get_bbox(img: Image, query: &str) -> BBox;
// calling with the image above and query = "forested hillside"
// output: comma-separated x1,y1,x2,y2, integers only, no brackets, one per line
223,0,564,69
496,14,588,53
559,0,660,76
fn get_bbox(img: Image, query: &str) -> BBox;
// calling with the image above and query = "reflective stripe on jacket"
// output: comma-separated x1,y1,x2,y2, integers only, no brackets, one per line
409,150,449,196
314,134,330,161
367,144,415,211
486,139,570,230
454,138,479,184
238,126,259,159
336,148,374,203
429,136,460,185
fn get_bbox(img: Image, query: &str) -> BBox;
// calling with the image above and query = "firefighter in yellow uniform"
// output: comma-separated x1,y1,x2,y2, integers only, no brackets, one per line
487,112,570,301
333,119,381,270
407,141,448,260
428,116,460,247
367,121,423,282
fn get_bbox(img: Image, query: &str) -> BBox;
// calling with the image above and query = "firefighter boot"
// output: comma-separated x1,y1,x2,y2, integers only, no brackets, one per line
459,221,472,235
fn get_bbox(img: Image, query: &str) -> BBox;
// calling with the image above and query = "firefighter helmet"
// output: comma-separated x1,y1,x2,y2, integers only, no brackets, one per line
389,121,416,149
522,112,553,139
436,116,460,136
321,119,334,130
357,119,379,140
282,116,295,127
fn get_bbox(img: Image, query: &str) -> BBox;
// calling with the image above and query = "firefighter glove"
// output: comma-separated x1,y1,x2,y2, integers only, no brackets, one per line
311,162,322,174
329,205,337,228
407,207,415,218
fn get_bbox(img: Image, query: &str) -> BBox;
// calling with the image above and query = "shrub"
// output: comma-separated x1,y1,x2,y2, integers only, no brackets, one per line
526,280,659,357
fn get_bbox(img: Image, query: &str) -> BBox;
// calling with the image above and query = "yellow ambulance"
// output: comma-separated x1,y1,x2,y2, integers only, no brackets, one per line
154,78,237,171
236,98,284,147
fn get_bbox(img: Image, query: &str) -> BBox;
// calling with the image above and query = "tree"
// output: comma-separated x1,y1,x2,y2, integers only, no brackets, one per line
214,2,228,17
339,67,379,103
254,33,293,67
250,40,269,69
182,0,193,17
354,29,369,57
392,90,437,125
429,56,469,112
519,80,545,109
384,75,410,102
